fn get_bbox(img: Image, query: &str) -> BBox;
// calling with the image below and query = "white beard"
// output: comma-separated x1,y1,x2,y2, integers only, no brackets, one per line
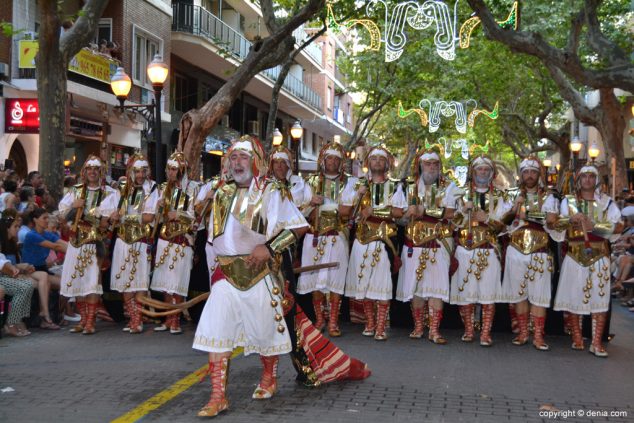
422,172,438,186
232,167,253,185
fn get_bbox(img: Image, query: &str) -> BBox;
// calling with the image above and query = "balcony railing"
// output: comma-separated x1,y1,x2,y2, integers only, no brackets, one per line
173,3,322,111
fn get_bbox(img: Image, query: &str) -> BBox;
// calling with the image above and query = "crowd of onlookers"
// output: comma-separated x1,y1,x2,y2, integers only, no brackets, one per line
612,194,634,312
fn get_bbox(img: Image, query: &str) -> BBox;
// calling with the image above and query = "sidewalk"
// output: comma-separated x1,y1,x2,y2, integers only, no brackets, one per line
1,301,633,422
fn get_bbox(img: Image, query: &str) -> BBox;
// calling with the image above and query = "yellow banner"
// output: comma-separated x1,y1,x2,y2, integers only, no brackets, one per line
19,40,118,84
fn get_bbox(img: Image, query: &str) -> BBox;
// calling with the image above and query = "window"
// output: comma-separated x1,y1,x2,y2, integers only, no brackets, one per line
93,19,112,44
312,133,318,154
132,25,163,88
326,85,332,110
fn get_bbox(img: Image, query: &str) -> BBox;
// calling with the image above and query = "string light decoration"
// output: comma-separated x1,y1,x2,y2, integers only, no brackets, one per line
459,1,519,49
424,138,490,187
327,3,381,51
398,99,499,133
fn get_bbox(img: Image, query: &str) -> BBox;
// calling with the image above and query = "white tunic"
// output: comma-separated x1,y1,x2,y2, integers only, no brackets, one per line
59,185,119,298
111,180,159,293
345,180,407,301
450,188,512,305
553,193,620,314
193,179,309,356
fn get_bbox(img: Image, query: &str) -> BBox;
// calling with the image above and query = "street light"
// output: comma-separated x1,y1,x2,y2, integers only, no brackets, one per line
110,54,169,183
289,121,303,173
272,128,283,146
570,136,583,171
543,158,552,168
588,142,600,162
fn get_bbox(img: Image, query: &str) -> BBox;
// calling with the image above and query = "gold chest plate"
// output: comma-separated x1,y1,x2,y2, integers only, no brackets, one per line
566,241,609,266
510,228,549,255
356,220,397,245
406,220,451,245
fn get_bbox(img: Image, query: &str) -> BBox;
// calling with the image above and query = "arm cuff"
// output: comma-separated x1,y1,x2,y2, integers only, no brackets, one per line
266,229,298,255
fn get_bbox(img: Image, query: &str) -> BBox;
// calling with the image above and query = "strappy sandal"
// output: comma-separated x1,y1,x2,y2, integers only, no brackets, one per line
4,324,31,337
40,318,60,330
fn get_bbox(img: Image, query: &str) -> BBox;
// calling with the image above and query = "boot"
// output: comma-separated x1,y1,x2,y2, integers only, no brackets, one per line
327,295,342,337
589,312,608,357
69,301,87,333
570,313,584,350
428,306,447,345
82,302,97,335
253,355,278,399
312,296,326,331
531,313,549,351
170,296,183,335
563,311,572,335
122,297,131,332
509,303,519,334
128,297,143,334
409,305,425,339
374,302,389,341
197,357,229,417
480,304,495,347
511,312,529,346
362,300,376,336
459,304,475,342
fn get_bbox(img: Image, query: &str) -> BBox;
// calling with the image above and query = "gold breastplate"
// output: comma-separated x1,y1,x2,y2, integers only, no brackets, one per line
406,220,451,245
457,225,496,249
160,184,193,240
119,187,152,244
212,183,265,238
71,187,108,247
510,227,549,254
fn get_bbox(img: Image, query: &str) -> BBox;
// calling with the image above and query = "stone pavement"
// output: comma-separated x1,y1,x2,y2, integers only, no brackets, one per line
1,302,633,423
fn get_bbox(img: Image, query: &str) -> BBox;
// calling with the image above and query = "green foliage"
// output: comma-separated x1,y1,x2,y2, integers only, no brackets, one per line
0,22,24,38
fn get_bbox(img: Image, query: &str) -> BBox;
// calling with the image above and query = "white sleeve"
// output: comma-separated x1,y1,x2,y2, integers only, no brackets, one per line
0,252,10,269
143,187,159,215
542,194,559,214
289,175,307,208
58,191,76,216
390,182,408,209
441,182,463,209
98,187,120,217
340,177,359,206
263,184,309,240
491,193,512,221
545,196,567,242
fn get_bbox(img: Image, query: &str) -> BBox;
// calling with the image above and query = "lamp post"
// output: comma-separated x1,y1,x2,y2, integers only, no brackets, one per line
289,121,303,173
272,128,283,147
570,136,583,171
110,54,169,183
542,158,552,185
588,142,600,163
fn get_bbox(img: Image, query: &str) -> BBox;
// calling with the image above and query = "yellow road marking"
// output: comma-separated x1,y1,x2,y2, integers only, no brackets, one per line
111,348,243,423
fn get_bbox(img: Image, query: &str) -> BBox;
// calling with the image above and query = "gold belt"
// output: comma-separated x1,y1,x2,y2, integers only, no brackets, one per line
356,220,397,245
457,225,495,250
70,221,103,248
217,255,270,291
406,220,451,246
510,228,549,255
119,222,152,244
567,241,609,266
160,221,190,240
314,210,343,235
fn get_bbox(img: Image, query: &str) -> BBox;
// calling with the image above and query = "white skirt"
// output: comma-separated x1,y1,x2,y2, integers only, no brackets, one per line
110,239,152,293
344,240,392,301
297,232,349,295
60,243,103,298
450,246,501,305
193,277,292,356
396,244,450,302
554,255,610,314
500,248,552,307
150,239,193,297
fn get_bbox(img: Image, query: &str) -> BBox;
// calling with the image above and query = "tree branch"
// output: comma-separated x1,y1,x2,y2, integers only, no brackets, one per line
544,63,597,125
60,0,110,60
260,0,280,34
584,0,629,66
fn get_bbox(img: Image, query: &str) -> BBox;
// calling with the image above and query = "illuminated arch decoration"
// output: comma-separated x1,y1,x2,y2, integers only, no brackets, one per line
459,1,519,49
327,3,382,51
441,139,491,186
398,99,499,133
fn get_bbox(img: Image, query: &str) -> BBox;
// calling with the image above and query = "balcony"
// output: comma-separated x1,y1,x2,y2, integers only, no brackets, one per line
172,2,322,111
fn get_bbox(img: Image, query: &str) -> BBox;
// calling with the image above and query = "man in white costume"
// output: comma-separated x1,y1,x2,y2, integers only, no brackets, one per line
500,156,558,350
109,153,158,334
59,155,120,335
151,152,199,334
344,146,407,341
298,141,356,337
268,145,308,207
193,135,309,417
396,147,461,344
450,155,512,346
548,164,622,357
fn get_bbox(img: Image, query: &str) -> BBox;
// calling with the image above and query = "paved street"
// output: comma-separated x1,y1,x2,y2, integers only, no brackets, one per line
1,301,633,423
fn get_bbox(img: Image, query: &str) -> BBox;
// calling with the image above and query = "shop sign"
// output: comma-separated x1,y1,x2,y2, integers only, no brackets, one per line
4,99,39,133
19,40,118,84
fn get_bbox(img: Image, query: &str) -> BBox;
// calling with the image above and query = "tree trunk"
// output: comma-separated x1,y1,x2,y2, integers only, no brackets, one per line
263,58,293,152
37,1,65,201
594,89,628,193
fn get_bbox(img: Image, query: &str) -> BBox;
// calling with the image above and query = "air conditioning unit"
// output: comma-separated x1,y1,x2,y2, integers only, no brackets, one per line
247,120,259,135
0,62,8,78
221,115,230,127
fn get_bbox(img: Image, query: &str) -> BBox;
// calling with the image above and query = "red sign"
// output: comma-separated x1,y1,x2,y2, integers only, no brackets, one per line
5,98,40,133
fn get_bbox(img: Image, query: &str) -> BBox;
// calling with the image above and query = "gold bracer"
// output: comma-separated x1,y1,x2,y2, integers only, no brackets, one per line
356,220,397,245
425,207,444,220
372,207,392,219
510,228,549,255
119,220,152,244
457,225,496,250
553,217,571,232
217,255,270,291
566,240,609,267
593,222,615,237
406,220,451,245
267,229,297,254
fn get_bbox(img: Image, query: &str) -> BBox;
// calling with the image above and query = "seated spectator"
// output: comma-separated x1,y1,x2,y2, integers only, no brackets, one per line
22,208,67,273
0,253,35,337
0,179,18,211
18,210,33,246
17,187,36,213
1,210,60,330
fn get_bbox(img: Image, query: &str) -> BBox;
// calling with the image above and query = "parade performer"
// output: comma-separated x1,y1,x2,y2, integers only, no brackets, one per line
268,145,308,207
109,154,158,334
450,155,511,346
396,147,461,344
193,136,369,418
344,146,407,341
59,155,119,335
151,152,198,334
297,141,356,337
548,165,621,357
500,157,558,350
